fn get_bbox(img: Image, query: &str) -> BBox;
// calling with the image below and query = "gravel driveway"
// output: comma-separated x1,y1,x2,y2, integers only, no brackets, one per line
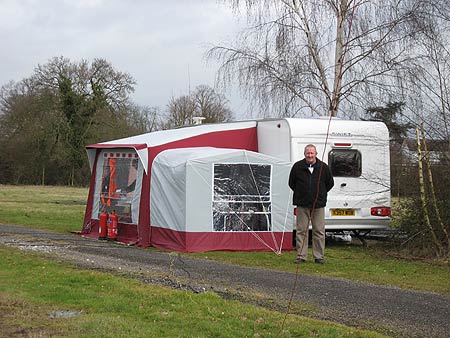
1,223,449,337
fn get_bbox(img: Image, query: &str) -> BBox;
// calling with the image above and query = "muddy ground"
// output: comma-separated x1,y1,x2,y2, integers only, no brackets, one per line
1,223,449,337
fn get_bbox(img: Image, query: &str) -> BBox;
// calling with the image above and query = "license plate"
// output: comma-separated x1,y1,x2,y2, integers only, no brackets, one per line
331,209,355,216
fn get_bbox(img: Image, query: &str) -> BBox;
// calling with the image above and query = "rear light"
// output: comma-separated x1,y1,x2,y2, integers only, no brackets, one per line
293,207,297,216
371,206,391,217
333,143,352,148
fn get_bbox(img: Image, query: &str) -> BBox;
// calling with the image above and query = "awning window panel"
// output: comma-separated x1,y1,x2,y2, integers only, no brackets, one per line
212,163,272,232
99,153,139,223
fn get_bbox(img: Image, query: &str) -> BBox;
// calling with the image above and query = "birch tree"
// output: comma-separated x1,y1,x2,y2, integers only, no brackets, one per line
402,10,450,143
209,0,450,118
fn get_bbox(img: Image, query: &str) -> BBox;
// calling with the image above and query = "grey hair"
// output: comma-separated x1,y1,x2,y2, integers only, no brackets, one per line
304,144,317,155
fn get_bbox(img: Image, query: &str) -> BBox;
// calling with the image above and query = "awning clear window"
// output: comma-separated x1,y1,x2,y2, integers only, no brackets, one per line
212,163,272,232
99,152,139,223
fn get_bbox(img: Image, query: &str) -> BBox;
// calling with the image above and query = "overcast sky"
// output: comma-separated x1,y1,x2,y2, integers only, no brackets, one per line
0,0,251,118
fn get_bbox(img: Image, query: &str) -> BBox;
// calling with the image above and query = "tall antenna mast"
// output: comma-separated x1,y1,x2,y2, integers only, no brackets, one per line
187,64,191,95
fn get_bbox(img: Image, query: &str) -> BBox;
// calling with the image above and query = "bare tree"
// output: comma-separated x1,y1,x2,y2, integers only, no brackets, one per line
401,12,450,143
209,0,448,118
0,81,60,184
165,85,233,128
126,104,162,133
192,85,233,123
165,95,197,128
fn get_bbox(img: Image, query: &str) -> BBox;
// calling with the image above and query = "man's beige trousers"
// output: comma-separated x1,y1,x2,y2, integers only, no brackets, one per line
295,207,325,260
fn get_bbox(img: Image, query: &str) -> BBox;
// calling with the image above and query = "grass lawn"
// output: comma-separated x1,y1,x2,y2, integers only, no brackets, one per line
1,184,449,297
0,245,387,337
0,184,87,233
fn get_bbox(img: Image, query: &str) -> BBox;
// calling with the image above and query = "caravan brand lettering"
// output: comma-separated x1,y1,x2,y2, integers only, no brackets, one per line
331,132,352,137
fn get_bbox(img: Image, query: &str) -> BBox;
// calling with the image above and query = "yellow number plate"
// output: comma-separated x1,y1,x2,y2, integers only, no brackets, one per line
331,209,355,216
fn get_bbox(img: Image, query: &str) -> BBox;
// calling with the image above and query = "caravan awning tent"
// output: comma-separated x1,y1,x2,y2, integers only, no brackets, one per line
81,121,260,247
150,147,293,252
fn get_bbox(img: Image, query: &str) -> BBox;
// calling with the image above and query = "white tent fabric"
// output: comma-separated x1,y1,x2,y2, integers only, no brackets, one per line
150,147,293,238
86,121,257,173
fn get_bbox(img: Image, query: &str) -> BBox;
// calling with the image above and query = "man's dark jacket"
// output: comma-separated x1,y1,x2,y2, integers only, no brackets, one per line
288,158,334,208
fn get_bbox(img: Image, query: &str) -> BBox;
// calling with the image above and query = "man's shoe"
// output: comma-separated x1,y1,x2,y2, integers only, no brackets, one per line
314,259,324,264
294,257,306,264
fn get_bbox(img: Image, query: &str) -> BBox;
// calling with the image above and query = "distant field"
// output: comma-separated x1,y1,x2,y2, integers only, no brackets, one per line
0,184,87,233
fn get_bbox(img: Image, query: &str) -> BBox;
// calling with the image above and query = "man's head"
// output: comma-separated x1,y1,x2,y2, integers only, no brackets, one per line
304,144,317,165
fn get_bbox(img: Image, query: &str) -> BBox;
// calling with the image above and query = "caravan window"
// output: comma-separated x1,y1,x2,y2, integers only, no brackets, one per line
99,153,139,223
328,149,362,177
212,163,272,232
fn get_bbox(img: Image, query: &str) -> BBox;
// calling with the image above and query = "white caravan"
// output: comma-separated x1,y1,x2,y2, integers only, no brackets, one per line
257,118,391,234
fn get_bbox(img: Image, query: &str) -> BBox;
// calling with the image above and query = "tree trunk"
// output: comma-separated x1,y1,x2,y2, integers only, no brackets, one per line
416,126,442,256
420,124,449,260
330,0,348,117
70,166,75,187
41,165,45,186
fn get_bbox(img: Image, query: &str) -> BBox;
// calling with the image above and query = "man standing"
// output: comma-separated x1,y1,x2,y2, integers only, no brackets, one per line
289,144,334,264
